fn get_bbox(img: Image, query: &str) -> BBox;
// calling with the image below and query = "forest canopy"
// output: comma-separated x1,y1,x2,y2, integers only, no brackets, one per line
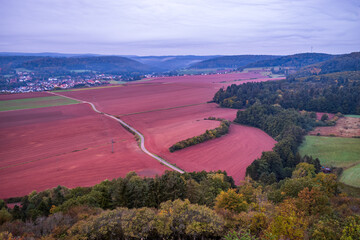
1,166,359,240
214,71,360,114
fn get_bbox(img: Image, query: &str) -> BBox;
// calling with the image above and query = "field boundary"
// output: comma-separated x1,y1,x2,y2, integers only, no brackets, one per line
169,118,231,152
49,92,185,174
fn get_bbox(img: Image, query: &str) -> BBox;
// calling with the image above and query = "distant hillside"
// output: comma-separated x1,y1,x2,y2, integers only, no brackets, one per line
0,56,41,71
0,54,220,73
294,52,360,77
243,53,335,69
0,56,153,74
129,55,219,71
189,55,280,69
0,52,101,57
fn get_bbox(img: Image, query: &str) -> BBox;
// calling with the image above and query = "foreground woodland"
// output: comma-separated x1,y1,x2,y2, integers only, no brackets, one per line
0,165,359,240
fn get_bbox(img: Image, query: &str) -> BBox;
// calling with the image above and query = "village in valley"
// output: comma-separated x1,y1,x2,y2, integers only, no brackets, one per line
0,71,124,93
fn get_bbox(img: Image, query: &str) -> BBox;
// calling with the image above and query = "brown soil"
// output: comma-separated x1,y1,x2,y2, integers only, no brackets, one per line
309,117,360,138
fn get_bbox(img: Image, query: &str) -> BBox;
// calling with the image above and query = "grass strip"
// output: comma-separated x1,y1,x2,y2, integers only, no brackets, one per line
0,96,79,111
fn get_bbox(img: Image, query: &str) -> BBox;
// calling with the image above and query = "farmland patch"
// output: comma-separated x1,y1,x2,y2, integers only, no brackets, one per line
0,96,79,111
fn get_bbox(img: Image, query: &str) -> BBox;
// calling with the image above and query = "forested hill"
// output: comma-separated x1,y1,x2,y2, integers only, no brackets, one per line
214,71,360,114
189,55,279,69
294,51,360,77
0,56,40,70
213,52,360,114
0,56,153,74
242,53,335,69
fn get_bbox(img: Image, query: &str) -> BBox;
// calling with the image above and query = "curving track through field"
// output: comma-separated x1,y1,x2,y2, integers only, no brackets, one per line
49,92,185,174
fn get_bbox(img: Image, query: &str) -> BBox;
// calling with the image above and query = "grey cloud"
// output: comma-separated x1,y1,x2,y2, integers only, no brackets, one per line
0,0,359,55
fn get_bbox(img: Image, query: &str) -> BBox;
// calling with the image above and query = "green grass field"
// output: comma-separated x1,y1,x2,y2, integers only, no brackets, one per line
70,69,94,73
340,164,360,188
242,67,267,72
299,136,360,168
109,80,126,84
15,68,32,73
345,114,360,118
299,135,360,188
0,96,79,111
177,68,233,75
52,84,124,92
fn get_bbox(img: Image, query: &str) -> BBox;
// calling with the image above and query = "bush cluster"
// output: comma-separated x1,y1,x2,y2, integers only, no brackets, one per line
169,120,231,152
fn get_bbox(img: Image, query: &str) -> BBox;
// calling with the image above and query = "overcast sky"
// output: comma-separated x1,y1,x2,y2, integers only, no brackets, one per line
0,0,359,55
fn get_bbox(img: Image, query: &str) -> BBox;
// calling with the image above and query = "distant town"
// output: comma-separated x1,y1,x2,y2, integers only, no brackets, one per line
0,69,240,94
0,71,150,93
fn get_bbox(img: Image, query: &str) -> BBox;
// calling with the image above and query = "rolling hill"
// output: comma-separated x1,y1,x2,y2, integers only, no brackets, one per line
242,53,335,69
0,56,153,74
0,52,101,57
293,52,360,77
189,55,280,69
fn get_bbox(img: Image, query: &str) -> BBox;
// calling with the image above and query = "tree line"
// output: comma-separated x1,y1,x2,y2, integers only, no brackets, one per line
1,171,234,222
233,103,329,183
169,118,231,152
1,163,359,239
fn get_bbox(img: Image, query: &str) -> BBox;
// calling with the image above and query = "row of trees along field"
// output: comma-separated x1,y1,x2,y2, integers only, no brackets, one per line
213,71,360,115
1,163,359,239
234,103,337,184
169,118,231,152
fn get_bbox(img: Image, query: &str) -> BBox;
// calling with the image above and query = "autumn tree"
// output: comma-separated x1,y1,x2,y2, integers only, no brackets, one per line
215,189,249,214
340,215,360,240
296,187,331,216
0,208,12,225
292,162,316,179
268,199,308,240
158,199,224,239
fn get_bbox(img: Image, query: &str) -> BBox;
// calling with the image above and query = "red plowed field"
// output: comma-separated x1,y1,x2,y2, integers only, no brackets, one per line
61,82,216,115
166,124,276,182
59,73,279,184
0,91,52,100
1,72,281,197
0,104,166,198
144,72,263,84
60,72,280,116
122,103,276,183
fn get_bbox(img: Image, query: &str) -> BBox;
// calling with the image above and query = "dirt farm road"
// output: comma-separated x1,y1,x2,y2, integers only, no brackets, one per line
49,91,185,174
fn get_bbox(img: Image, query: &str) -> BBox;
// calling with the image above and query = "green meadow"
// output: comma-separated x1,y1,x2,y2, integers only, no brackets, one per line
0,96,79,111
340,164,360,188
345,114,360,118
299,135,360,187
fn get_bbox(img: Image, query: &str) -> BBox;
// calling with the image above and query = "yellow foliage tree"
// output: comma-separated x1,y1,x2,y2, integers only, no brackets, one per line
268,199,309,240
292,162,316,179
215,189,249,214
314,172,338,196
